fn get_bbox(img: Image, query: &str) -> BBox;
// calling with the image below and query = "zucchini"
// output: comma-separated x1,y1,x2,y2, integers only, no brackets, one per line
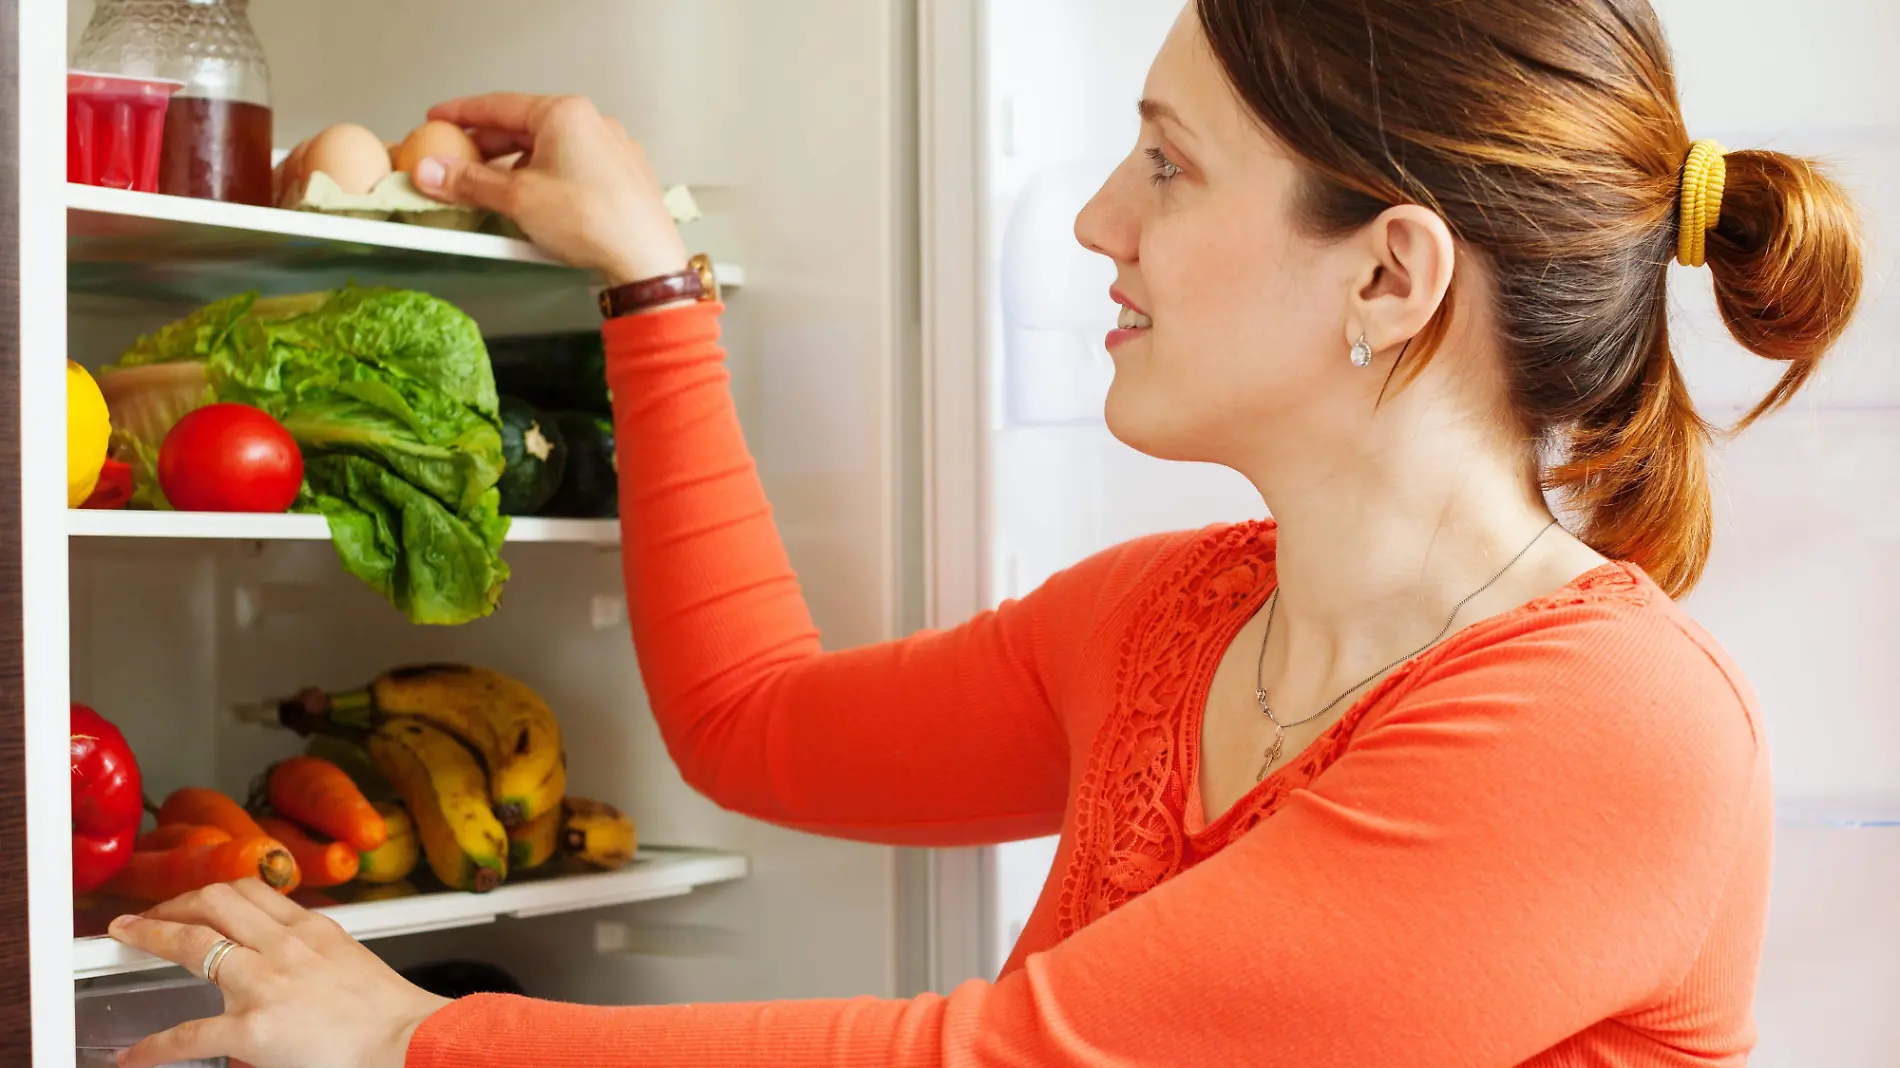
542,411,618,518
497,396,567,515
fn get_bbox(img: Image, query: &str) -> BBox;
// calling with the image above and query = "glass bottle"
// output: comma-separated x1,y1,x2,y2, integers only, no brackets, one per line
72,0,274,206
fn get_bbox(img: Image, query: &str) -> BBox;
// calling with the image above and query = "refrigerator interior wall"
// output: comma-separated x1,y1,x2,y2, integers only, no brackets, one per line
980,1,1900,1063
64,0,917,1011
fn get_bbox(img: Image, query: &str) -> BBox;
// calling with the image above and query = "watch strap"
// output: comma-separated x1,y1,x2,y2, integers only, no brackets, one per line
598,254,718,318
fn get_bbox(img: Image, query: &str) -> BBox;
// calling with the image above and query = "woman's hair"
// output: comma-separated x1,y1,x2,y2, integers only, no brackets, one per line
1197,0,1863,595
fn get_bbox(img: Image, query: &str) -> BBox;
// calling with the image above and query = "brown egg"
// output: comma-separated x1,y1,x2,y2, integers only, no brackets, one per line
301,123,392,195
393,121,481,175
273,137,313,205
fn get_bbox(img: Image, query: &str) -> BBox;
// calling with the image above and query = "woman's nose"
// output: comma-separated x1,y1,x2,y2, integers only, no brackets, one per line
1075,160,1139,264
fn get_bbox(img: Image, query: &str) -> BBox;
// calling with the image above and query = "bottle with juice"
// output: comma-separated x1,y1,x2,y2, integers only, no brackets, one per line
72,0,273,207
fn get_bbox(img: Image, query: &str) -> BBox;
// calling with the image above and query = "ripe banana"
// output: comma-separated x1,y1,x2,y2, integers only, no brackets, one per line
356,801,419,884
366,720,507,893
364,665,565,828
562,798,637,870
507,802,562,871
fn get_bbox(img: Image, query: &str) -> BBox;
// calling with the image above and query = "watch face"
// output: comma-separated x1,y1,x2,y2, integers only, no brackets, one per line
690,254,719,301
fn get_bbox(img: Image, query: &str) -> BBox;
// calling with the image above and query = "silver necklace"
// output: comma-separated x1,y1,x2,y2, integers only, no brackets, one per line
1252,520,1558,781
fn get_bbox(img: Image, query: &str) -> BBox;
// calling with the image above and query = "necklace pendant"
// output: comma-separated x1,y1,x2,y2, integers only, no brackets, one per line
1256,725,1285,783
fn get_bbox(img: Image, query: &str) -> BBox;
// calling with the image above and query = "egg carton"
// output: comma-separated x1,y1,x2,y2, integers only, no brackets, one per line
280,169,484,230
280,170,703,236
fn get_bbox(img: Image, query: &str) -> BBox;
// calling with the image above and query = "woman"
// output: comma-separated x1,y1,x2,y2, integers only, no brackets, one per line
110,2,1862,1066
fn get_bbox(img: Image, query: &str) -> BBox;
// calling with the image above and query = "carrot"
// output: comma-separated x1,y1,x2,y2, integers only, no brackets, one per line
268,757,387,852
135,824,231,852
156,787,268,840
258,816,359,888
104,834,298,903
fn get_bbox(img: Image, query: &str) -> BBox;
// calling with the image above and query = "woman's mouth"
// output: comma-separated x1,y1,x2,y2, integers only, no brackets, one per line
1107,294,1152,350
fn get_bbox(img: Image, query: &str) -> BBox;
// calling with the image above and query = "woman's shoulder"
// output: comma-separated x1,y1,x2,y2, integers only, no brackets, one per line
1392,561,1765,778
1475,561,1754,706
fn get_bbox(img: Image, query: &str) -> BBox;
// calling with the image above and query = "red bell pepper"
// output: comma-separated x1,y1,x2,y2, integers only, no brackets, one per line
80,458,132,510
71,703,142,894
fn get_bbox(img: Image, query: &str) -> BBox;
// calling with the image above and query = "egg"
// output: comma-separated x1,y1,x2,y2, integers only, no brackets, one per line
393,121,481,175
272,137,312,205
301,123,392,195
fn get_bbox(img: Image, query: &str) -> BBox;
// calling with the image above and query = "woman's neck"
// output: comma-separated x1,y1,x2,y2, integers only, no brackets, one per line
1242,403,1589,674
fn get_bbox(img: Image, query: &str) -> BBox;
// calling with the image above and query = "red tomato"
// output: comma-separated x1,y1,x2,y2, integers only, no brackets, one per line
158,403,304,512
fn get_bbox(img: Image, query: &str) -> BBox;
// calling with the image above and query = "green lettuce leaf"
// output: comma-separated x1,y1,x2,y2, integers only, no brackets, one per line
250,287,498,416
111,286,512,625
306,455,510,626
108,293,258,369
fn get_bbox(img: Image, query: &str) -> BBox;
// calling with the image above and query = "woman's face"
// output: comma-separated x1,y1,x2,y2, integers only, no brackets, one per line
1075,8,1364,467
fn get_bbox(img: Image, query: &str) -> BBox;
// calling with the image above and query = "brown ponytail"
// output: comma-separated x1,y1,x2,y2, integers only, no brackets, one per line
1197,0,1865,596
1707,150,1864,426
1544,310,1712,598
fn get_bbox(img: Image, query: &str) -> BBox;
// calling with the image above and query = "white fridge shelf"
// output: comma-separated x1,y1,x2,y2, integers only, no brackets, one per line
73,848,748,980
68,509,621,545
67,184,743,304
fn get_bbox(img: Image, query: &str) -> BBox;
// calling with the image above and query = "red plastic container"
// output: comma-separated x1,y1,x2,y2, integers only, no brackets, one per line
67,71,183,193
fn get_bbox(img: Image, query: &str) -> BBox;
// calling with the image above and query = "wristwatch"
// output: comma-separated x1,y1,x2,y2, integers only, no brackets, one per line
597,253,720,319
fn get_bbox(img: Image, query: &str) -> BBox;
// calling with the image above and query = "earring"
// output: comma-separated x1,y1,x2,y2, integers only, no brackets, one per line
1350,335,1374,369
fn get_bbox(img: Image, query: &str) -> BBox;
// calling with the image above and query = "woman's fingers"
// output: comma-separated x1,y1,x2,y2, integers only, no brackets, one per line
227,875,310,925
421,90,680,280
427,92,570,135
470,127,534,160
108,913,261,987
131,882,290,956
118,1013,242,1068
413,154,524,213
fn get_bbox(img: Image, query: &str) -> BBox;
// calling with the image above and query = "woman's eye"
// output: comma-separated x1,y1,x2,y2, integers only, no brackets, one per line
1145,147,1182,185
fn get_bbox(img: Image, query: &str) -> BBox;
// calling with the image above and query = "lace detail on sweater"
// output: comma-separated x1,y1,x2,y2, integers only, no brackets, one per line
1056,524,1277,937
1053,529,1643,939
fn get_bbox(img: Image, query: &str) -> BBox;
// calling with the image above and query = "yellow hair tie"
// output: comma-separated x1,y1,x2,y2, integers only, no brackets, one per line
1677,140,1727,269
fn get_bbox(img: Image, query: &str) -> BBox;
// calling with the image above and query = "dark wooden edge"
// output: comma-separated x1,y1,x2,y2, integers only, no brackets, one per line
0,0,30,1061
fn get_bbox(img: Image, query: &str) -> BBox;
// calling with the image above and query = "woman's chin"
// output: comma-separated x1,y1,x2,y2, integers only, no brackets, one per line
1103,383,1187,461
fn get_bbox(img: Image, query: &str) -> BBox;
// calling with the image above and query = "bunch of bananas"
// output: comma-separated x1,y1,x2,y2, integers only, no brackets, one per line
275,665,638,893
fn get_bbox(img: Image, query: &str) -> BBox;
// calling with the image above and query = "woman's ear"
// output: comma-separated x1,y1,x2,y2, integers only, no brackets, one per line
1344,205,1457,355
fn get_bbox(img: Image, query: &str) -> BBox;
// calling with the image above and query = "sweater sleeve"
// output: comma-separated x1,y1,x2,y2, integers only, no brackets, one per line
406,603,1767,1068
595,302,1169,845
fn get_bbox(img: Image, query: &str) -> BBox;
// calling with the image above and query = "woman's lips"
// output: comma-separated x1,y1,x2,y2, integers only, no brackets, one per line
1107,291,1152,349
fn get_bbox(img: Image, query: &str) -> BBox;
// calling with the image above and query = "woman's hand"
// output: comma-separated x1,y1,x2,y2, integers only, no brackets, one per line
415,92,688,285
107,879,450,1068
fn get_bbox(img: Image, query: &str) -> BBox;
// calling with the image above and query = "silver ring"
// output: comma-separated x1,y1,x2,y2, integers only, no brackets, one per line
201,938,239,986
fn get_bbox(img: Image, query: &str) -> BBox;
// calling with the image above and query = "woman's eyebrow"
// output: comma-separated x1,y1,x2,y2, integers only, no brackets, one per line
1137,98,1197,145
1136,98,1178,124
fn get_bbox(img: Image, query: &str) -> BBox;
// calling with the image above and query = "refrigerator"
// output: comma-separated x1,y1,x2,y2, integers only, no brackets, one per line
12,1,1895,1066
977,1,1900,1066
40,1,965,1063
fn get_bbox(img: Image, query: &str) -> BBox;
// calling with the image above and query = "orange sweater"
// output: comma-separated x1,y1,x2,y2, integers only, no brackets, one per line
408,303,1772,1068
